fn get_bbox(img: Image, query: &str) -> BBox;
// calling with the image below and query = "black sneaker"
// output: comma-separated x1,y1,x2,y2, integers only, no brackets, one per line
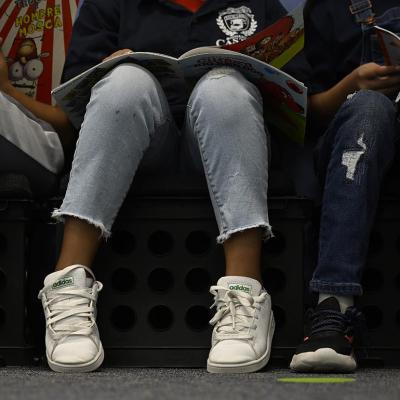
290,297,360,372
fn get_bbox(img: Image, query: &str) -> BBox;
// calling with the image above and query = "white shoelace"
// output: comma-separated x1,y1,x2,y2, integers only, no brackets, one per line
39,282,103,342
209,286,267,341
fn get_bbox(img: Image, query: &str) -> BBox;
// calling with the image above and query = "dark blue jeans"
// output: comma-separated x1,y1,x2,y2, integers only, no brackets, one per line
310,90,400,296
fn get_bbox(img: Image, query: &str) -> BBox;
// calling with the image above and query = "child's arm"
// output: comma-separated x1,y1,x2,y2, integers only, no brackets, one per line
310,63,400,125
0,38,76,153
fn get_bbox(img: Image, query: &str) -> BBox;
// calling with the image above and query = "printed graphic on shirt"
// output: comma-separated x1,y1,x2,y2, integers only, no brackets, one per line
0,0,79,104
216,6,257,46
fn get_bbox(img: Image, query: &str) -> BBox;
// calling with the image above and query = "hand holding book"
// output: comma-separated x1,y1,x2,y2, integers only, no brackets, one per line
353,62,400,93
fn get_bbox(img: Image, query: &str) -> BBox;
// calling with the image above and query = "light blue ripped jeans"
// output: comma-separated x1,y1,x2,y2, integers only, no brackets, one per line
53,64,271,243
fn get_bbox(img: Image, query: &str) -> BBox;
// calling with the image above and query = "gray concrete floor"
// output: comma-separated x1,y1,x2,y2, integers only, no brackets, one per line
1,367,400,400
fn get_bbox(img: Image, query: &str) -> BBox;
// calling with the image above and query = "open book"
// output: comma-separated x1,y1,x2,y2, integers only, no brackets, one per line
52,6,307,143
374,26,400,66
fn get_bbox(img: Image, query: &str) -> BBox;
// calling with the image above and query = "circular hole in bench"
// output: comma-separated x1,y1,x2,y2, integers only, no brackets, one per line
148,268,174,292
148,305,173,331
148,231,174,256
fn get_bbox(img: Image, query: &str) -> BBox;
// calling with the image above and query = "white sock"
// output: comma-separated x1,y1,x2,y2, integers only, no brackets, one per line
318,293,354,313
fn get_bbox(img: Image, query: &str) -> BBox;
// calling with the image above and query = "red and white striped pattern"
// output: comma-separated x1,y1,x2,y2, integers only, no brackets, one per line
0,0,79,104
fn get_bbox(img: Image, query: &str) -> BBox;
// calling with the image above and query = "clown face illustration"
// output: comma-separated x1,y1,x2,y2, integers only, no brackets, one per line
8,38,49,94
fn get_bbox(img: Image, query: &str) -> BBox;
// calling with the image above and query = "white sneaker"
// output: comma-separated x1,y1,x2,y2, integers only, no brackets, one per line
38,264,104,373
207,276,275,373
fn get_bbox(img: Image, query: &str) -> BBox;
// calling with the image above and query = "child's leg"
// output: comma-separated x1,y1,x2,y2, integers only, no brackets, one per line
55,216,102,271
291,90,400,373
223,228,263,282
39,63,180,373
52,63,179,239
312,90,398,296
182,67,273,373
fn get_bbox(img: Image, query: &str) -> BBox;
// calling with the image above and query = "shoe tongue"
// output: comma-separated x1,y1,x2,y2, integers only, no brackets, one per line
45,266,92,290
316,296,341,313
44,266,94,331
217,276,262,296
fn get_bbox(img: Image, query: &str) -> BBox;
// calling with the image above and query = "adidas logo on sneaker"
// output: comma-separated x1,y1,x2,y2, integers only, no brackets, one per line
228,284,251,294
52,276,74,290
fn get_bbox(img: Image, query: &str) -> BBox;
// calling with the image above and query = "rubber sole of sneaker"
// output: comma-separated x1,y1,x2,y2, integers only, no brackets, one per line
290,348,357,372
47,345,104,373
207,314,275,374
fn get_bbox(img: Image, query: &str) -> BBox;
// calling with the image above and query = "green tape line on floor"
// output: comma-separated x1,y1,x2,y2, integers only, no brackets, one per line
277,377,356,383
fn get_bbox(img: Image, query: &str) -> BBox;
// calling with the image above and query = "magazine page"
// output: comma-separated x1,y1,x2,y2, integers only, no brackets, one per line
374,26,400,66
179,52,307,143
179,46,231,59
222,2,305,69
0,0,79,104
52,52,181,129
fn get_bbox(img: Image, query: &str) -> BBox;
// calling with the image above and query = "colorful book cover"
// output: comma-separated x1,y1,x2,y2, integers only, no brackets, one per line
0,0,79,104
223,2,304,69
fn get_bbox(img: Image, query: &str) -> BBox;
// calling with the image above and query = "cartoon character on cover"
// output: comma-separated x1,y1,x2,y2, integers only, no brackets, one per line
7,38,49,93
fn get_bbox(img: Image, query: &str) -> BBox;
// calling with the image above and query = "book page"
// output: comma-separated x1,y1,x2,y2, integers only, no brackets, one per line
374,26,400,66
179,46,234,59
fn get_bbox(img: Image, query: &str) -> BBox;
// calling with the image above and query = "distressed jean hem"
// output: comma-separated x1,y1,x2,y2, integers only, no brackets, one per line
309,280,363,296
52,209,111,239
217,223,273,244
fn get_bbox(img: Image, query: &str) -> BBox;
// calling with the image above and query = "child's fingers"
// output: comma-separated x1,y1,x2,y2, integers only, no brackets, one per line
375,64,400,77
378,74,400,84
371,74,400,90
363,74,400,90
103,49,134,62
